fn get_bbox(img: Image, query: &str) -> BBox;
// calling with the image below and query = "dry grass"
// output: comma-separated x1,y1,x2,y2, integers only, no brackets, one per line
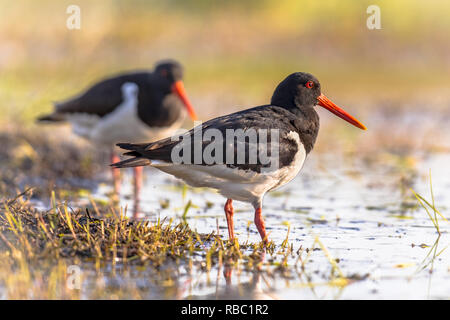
0,188,321,299
0,126,107,199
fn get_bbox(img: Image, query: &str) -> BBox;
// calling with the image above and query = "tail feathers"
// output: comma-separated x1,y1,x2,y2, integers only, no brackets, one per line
116,142,149,152
124,151,141,157
36,113,66,122
111,156,151,168
113,143,154,168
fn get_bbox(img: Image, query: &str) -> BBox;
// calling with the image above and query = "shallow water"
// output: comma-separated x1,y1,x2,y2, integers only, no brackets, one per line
88,149,450,300
5,109,449,300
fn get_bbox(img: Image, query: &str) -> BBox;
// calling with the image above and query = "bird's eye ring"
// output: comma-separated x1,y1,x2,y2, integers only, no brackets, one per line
306,81,314,89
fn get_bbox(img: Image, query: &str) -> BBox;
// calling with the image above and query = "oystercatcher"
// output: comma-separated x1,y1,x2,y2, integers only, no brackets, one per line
37,60,197,214
111,72,366,243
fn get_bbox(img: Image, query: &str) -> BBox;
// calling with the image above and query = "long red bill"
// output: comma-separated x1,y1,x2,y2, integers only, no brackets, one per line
317,94,366,130
171,80,197,121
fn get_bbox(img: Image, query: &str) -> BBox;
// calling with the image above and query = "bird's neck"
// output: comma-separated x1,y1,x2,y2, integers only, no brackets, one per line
271,89,314,113
270,94,320,154
137,93,183,128
270,88,296,110
271,92,317,121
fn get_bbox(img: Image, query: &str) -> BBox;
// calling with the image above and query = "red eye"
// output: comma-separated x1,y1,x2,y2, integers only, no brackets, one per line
306,81,314,89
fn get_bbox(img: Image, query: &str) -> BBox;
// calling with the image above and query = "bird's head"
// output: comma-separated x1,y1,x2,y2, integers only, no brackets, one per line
155,60,184,83
271,72,366,130
154,59,197,121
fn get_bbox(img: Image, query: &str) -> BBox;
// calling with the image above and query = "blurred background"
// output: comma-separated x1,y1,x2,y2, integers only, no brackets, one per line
1,0,450,184
1,0,449,123
1,1,450,300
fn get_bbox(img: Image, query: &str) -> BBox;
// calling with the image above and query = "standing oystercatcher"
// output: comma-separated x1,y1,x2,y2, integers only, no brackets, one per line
111,72,366,243
37,60,197,215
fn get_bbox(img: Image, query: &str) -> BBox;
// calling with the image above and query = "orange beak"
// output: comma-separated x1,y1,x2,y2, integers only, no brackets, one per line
317,94,366,130
171,80,197,121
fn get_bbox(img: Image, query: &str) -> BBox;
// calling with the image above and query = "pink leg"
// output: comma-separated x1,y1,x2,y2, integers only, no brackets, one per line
254,207,268,244
223,264,232,286
111,151,121,196
224,199,234,240
133,166,143,218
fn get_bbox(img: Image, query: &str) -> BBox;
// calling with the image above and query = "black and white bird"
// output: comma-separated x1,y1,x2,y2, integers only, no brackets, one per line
37,60,197,215
111,72,366,243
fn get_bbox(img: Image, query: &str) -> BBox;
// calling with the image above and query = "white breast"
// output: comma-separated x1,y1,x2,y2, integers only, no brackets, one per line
88,91,150,146
268,131,306,191
66,82,184,147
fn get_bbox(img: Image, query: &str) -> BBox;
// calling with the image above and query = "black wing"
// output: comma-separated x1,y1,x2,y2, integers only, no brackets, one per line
113,105,317,173
54,72,153,117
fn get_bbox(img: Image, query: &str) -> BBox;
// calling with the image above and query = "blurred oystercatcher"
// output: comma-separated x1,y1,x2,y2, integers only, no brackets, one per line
111,72,366,243
37,60,197,215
